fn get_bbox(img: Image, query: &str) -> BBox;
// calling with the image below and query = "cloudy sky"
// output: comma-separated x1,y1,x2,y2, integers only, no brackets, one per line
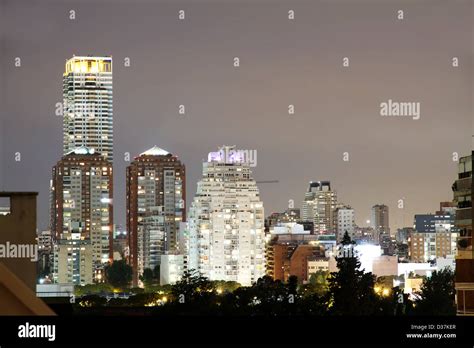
1,0,473,233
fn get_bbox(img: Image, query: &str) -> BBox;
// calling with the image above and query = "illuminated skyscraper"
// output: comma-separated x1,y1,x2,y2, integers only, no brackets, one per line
302,181,337,235
126,146,186,286
188,146,265,286
63,56,113,161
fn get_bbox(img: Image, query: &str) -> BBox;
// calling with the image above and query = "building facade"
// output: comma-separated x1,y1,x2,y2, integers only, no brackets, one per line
53,232,93,285
187,146,265,286
335,206,355,242
408,213,457,263
266,224,324,283
51,147,113,284
453,152,474,315
371,204,390,241
63,56,113,161
265,208,300,231
160,254,187,285
37,230,53,280
126,146,186,286
302,181,337,235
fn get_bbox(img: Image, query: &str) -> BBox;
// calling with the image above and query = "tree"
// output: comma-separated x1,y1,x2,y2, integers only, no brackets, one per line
327,231,379,315
171,269,215,305
140,268,154,286
105,260,132,287
153,264,160,281
413,268,455,315
304,270,329,296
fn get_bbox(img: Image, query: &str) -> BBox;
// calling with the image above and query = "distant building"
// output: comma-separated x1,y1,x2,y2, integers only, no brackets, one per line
370,204,390,240
113,226,128,260
335,206,355,242
37,230,53,279
265,208,300,231
38,230,52,253
126,146,186,286
453,152,473,315
302,181,337,235
380,234,396,256
397,245,409,262
396,227,413,244
353,226,377,244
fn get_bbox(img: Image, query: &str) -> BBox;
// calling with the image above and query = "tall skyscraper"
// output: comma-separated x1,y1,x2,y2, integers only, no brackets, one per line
51,147,113,284
187,145,265,286
453,152,473,315
63,56,113,161
126,146,186,286
301,181,337,235
371,204,390,241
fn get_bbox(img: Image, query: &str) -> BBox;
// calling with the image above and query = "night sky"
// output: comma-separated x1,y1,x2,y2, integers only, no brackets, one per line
1,0,473,233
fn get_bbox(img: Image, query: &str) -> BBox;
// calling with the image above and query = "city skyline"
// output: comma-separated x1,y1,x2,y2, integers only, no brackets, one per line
1,0,473,235
1,1,474,339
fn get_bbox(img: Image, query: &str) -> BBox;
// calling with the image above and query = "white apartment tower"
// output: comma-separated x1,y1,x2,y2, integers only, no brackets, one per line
188,146,265,286
336,206,355,242
302,181,337,235
63,56,113,161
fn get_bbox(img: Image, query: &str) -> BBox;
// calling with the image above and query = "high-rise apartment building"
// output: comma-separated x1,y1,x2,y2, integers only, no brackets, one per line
187,146,265,286
371,204,390,240
335,206,355,242
126,146,186,286
301,181,337,235
63,56,113,161
53,232,93,285
408,213,457,262
453,152,473,315
51,147,113,284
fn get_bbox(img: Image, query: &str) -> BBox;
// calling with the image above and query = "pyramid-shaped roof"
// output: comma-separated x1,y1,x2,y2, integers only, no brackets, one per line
140,145,170,156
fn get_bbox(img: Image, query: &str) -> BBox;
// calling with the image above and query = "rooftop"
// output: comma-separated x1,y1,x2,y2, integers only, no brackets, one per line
140,146,170,156
65,146,96,156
